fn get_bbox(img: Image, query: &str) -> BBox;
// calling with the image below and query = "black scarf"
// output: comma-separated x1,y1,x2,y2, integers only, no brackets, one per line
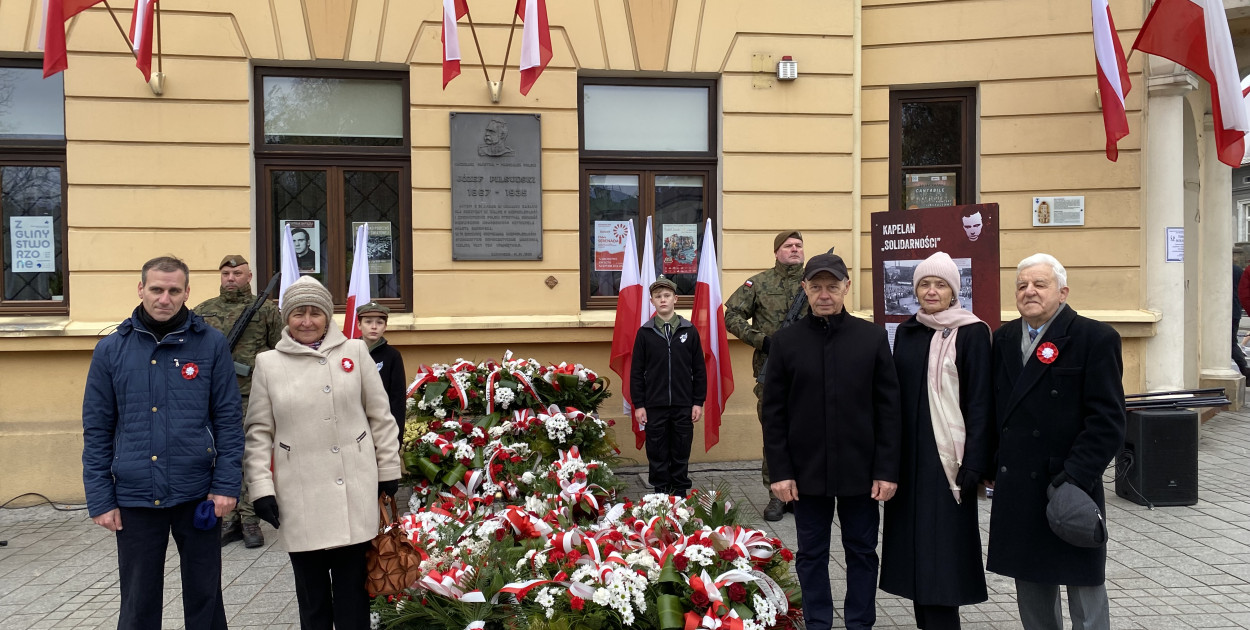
137,305,189,340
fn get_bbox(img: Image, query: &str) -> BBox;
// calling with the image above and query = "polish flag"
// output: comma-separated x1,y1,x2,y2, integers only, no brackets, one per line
277,223,301,310
639,216,657,322
1241,75,1250,165
1091,0,1131,161
1132,0,1249,167
40,0,104,78
691,220,734,452
442,0,469,89
607,220,645,447
129,0,157,81
343,224,371,339
515,0,552,95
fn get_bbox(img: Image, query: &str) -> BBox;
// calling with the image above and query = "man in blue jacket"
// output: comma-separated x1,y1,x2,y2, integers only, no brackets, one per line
82,256,244,630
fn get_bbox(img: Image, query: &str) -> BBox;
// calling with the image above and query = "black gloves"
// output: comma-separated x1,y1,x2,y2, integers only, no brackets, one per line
379,479,400,498
955,467,981,499
762,336,771,354
254,496,280,529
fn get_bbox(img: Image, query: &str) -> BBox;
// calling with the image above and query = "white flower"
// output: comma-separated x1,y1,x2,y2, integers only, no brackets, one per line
434,408,447,419
494,387,516,408
370,611,381,629
732,556,752,572
442,420,462,431
682,544,715,567
407,397,417,410
525,494,547,513
520,472,536,485
488,425,506,439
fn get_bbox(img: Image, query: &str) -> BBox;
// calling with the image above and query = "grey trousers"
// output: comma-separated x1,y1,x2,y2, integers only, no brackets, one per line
1015,579,1109,630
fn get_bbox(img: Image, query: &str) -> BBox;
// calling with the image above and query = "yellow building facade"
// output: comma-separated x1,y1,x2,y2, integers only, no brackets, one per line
0,0,1233,503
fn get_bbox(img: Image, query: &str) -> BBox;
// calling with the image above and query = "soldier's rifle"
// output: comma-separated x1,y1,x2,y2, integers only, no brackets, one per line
225,272,282,377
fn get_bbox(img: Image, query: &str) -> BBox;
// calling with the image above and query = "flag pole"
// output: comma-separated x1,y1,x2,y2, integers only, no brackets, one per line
499,7,520,85
100,0,138,59
462,6,492,85
155,0,163,74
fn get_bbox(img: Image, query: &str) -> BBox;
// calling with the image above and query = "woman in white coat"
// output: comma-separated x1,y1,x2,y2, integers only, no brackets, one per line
245,276,401,630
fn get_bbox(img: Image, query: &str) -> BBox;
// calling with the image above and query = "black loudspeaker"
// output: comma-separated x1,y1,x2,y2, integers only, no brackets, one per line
1115,409,1199,506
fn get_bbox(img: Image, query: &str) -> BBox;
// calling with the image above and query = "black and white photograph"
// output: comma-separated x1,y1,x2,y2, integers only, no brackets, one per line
883,257,973,315
282,219,320,274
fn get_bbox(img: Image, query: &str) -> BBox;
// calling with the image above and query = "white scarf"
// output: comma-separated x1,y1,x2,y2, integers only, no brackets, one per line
914,308,985,503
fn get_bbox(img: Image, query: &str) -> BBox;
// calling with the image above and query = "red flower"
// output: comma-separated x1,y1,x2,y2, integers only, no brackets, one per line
553,571,568,581
779,549,794,562
719,549,737,561
550,550,566,563
673,555,689,571
691,590,710,608
511,455,522,463
477,376,486,384
460,457,473,466
566,550,582,563
574,471,587,482
491,463,504,476
472,437,487,447
460,422,474,434
448,388,459,400
570,596,585,611
495,528,507,541
727,582,747,603
429,453,441,464
468,390,478,399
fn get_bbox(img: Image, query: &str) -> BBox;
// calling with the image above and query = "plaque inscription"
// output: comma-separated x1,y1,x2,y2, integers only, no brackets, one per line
450,113,543,260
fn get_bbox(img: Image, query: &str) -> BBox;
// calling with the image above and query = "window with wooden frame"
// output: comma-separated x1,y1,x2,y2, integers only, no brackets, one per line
889,88,977,212
578,77,718,309
253,67,412,311
0,60,68,315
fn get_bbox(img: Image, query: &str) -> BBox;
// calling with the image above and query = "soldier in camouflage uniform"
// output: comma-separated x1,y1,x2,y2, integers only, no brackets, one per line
724,230,806,521
194,255,283,548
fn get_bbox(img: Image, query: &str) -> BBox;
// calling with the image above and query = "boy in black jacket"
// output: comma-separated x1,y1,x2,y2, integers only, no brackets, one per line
630,276,707,496
358,302,407,443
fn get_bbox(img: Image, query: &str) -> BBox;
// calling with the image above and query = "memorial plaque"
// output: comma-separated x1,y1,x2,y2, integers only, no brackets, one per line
450,113,543,260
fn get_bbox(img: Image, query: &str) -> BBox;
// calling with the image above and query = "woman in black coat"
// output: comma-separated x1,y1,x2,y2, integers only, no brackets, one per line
880,252,992,630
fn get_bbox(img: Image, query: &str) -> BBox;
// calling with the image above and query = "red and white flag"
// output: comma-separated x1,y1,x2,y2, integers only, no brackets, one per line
1132,0,1250,167
1091,0,1131,161
277,223,301,310
129,0,157,81
40,0,104,78
515,0,552,95
691,220,734,452
639,216,657,322
343,224,371,339
607,220,645,447
441,0,469,89
1241,75,1250,165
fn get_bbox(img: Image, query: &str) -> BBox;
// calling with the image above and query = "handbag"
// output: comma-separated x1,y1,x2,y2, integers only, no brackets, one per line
365,494,422,597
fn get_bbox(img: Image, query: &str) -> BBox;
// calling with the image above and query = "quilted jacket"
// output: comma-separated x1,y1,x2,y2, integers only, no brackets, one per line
82,306,244,516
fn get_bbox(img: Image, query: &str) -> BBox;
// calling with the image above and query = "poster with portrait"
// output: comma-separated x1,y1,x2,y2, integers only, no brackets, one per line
281,219,320,274
871,203,1000,341
351,221,394,275
594,220,631,271
661,223,698,275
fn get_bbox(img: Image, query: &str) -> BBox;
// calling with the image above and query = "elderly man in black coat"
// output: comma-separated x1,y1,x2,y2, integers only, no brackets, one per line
763,253,902,630
987,253,1125,630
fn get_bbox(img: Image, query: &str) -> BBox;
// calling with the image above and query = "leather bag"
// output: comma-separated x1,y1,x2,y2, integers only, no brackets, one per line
365,495,421,597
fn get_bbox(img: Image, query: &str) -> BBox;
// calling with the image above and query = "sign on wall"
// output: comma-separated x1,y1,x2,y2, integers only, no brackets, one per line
1033,195,1085,226
8,216,55,272
450,113,543,260
871,204,1001,345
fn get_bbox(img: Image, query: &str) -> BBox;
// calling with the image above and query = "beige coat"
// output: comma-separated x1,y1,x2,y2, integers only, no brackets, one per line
244,324,401,553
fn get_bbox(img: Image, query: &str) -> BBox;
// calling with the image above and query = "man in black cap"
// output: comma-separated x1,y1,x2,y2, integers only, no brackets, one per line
194,254,283,548
762,252,901,630
725,230,806,520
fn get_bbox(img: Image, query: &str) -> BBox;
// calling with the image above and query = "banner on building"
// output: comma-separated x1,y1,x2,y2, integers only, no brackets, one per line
871,204,1001,346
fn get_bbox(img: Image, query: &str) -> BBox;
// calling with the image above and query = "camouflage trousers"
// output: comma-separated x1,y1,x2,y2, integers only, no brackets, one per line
754,382,770,489
223,396,258,525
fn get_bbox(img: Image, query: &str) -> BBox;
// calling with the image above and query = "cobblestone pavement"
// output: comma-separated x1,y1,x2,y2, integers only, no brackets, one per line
3,407,1250,629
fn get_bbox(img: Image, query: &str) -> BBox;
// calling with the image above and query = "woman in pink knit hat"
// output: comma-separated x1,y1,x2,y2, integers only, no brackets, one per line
879,251,992,629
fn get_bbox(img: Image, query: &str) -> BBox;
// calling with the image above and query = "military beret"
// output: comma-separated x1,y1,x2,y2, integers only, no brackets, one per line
219,254,248,269
774,231,803,252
